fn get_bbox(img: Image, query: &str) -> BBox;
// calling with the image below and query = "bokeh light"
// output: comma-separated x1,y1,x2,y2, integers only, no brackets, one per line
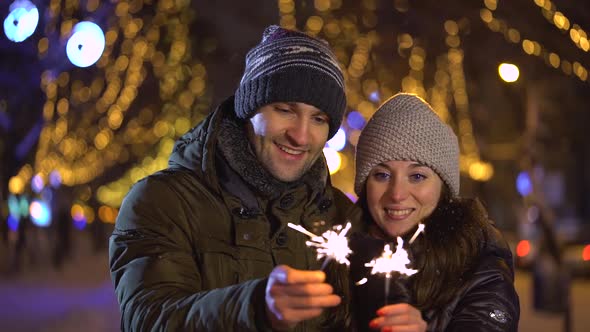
8,194,21,219
368,91,380,103
49,170,62,188
66,21,106,67
3,0,39,42
29,200,51,227
326,127,346,151
346,111,366,130
71,203,87,230
583,245,590,261
498,63,520,82
516,240,531,257
7,214,19,231
31,173,44,193
516,171,533,196
323,147,342,175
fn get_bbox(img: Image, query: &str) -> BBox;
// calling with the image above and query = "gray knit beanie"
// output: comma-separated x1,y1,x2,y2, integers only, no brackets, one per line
234,25,346,139
354,93,460,197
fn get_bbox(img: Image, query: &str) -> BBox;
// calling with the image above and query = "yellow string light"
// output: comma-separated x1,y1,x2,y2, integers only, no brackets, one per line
480,1,589,82
532,0,589,52
10,1,212,211
284,1,493,184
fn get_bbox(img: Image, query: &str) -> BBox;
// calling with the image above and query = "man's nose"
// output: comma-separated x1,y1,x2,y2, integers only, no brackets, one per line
285,118,311,146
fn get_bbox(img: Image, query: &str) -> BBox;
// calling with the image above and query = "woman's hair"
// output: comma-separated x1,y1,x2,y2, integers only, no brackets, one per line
359,185,492,311
412,191,492,310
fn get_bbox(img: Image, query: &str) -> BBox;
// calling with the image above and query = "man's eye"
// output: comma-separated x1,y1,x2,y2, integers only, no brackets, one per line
276,107,291,113
314,116,328,124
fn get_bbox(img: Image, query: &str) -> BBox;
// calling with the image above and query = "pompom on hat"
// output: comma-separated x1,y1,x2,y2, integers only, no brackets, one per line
354,93,460,197
234,25,346,139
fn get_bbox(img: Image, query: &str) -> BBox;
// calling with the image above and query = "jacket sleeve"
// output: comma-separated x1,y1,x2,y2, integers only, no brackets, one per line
444,247,520,332
109,176,270,332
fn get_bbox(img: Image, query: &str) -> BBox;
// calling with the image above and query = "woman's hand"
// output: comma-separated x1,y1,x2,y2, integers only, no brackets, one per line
368,303,427,332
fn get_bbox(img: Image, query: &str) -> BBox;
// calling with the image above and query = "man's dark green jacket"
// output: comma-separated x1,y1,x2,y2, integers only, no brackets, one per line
109,97,360,331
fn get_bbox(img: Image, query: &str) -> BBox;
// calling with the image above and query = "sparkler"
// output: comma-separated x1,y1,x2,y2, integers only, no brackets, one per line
287,222,353,269
364,237,418,304
408,223,425,244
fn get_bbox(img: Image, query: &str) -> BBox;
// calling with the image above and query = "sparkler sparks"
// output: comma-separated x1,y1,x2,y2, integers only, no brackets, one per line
363,237,418,304
365,237,418,277
287,222,353,267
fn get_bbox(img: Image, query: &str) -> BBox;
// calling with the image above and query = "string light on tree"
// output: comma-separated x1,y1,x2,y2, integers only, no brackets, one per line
531,0,590,52
8,1,212,218
480,0,589,83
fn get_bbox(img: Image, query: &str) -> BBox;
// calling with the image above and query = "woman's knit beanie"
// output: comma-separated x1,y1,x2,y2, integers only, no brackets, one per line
354,93,460,196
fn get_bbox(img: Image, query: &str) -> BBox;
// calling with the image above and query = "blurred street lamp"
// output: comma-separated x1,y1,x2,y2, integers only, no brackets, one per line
498,63,520,83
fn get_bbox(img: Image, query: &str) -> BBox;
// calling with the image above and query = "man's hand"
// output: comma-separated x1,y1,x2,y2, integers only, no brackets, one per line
265,265,341,331
369,303,427,332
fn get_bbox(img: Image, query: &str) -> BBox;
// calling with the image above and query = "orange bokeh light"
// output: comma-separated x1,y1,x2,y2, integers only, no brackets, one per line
583,244,590,262
516,240,531,258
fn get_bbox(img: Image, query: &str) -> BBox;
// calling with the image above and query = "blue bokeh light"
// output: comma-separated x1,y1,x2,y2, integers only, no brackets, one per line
369,91,380,103
30,200,51,227
3,0,39,42
7,214,19,231
345,192,358,203
49,170,62,188
326,127,346,151
73,218,87,230
346,111,366,130
72,211,87,230
66,21,106,68
516,171,532,197
31,174,44,193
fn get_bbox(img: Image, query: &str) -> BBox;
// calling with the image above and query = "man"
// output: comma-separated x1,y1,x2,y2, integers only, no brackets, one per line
109,25,360,331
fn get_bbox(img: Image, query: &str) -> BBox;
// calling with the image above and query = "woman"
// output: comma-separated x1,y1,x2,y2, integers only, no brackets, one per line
350,93,520,331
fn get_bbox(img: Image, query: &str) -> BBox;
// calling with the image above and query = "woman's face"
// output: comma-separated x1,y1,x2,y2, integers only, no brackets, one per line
365,160,443,238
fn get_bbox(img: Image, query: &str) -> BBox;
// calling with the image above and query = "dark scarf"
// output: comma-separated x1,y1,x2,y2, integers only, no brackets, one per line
217,112,328,200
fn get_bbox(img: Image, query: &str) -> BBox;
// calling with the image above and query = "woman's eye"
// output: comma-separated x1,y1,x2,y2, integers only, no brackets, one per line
371,172,390,181
410,174,427,182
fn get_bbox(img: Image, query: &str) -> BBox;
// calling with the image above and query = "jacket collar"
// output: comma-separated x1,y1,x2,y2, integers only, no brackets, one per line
217,101,328,200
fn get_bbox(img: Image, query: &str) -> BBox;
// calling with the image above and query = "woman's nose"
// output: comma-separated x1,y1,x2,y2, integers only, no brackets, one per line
387,180,409,202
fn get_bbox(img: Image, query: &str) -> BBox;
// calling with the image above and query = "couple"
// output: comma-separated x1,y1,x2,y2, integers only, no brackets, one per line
109,25,519,331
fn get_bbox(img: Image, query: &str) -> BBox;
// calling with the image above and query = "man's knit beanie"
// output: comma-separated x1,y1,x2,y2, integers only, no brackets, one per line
354,93,460,197
234,25,346,139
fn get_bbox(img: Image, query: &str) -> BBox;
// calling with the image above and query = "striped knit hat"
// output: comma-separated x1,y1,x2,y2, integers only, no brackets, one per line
234,25,346,139
354,93,460,196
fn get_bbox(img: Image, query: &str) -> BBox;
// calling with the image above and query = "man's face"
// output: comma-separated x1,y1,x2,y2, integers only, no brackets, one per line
246,102,330,182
